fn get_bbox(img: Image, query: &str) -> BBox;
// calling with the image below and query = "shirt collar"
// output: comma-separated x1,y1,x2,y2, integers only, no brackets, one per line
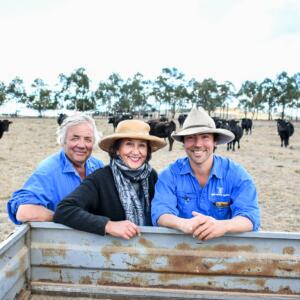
60,150,77,174
60,149,98,176
210,155,223,179
179,157,194,175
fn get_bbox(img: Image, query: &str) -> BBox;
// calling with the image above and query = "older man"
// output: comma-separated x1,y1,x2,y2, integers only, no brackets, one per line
7,114,104,224
151,108,260,240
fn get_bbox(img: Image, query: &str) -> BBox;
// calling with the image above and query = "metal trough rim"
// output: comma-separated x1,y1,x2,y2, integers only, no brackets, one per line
30,282,300,300
29,222,300,240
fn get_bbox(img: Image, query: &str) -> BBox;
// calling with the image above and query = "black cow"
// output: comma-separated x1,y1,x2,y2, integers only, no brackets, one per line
57,113,67,126
178,114,187,128
159,115,168,122
277,119,294,147
241,118,253,135
0,119,13,139
147,120,176,151
108,113,133,131
227,120,243,151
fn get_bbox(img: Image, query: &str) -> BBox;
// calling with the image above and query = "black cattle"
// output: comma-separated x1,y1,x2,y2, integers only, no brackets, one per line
108,113,133,131
159,115,168,122
241,118,253,135
0,119,13,139
178,114,187,128
212,117,223,128
147,120,176,151
142,113,153,119
227,120,243,151
277,119,294,147
57,113,67,126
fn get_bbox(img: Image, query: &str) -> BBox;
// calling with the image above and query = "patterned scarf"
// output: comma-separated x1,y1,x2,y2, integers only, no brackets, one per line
110,157,152,225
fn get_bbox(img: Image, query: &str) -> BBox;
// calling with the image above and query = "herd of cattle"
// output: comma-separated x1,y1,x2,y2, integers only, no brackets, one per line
0,114,295,151
105,113,295,151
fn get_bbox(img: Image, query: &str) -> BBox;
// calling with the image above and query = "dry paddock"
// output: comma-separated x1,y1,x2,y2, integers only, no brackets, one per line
0,117,300,243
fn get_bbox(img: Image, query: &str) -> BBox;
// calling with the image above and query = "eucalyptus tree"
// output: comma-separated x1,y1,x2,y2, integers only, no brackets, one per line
236,80,259,117
152,67,186,118
275,72,298,119
292,72,300,120
58,68,95,111
28,78,57,117
128,73,149,115
216,81,235,118
0,81,6,106
6,77,27,103
95,73,123,114
192,78,219,115
259,78,278,120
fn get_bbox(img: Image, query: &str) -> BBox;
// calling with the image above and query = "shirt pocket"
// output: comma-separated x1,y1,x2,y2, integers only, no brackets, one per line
176,191,198,218
209,195,232,220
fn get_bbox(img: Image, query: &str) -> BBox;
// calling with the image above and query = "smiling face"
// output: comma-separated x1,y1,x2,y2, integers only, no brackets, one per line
117,138,148,169
63,122,94,167
183,133,216,169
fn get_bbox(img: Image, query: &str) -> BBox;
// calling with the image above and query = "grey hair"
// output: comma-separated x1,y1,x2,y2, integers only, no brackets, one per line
56,113,101,148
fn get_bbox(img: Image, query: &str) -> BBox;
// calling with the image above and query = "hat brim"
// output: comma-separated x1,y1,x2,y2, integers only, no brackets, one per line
172,127,234,145
99,133,167,152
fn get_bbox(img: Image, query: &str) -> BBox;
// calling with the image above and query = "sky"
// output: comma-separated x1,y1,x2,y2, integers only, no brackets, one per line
0,0,300,91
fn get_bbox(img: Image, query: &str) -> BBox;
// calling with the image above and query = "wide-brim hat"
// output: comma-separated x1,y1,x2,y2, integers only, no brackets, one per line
99,119,167,152
172,107,234,145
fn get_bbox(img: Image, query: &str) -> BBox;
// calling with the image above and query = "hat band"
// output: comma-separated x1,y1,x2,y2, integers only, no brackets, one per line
183,124,213,130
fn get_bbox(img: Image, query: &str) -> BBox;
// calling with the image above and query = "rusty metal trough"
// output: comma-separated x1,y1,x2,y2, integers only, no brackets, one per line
1,222,299,299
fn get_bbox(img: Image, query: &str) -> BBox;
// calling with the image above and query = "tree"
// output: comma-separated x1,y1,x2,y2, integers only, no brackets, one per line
0,81,6,106
237,80,259,117
259,78,277,120
152,67,186,118
57,68,95,111
275,72,298,119
216,81,235,118
127,73,149,115
192,78,219,115
27,78,57,117
95,73,123,114
6,77,27,103
292,72,300,121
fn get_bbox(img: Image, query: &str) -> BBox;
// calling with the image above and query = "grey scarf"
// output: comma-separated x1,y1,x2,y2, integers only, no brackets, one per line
110,157,152,225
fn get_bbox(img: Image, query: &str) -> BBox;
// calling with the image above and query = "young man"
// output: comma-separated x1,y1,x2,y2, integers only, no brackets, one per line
151,108,260,240
7,114,104,224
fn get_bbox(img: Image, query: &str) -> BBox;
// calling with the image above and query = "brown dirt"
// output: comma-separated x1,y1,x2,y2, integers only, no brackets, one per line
0,117,299,243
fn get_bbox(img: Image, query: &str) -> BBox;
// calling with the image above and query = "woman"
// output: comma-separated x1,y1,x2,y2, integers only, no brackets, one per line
53,119,166,240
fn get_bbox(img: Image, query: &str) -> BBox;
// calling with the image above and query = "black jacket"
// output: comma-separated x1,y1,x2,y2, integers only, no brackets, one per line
53,165,158,235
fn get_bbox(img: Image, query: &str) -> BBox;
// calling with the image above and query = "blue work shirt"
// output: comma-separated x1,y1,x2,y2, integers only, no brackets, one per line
151,155,260,231
7,149,104,224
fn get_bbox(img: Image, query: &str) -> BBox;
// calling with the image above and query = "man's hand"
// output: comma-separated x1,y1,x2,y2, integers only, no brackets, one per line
105,220,140,240
191,211,228,241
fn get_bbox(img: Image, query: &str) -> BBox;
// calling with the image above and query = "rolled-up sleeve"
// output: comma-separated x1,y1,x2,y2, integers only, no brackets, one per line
228,163,260,231
7,170,55,225
151,168,180,226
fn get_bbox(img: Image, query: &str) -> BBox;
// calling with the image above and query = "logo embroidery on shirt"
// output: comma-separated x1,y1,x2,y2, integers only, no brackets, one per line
211,187,230,197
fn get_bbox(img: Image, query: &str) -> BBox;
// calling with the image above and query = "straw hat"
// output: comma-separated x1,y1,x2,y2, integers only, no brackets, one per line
99,119,167,152
172,107,234,145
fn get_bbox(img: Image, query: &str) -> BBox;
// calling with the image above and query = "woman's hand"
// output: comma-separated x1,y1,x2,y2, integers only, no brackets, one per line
105,220,141,240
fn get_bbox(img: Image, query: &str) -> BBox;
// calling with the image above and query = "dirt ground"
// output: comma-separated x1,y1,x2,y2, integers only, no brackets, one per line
0,117,299,243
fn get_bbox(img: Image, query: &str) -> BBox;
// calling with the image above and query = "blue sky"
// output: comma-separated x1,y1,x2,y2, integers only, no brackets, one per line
0,0,300,91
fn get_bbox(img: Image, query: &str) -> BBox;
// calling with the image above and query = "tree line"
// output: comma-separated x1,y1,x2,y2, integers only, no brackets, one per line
0,67,299,120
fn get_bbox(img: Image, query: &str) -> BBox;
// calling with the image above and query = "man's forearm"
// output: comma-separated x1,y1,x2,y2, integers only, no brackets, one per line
224,216,253,233
157,214,194,233
16,204,54,222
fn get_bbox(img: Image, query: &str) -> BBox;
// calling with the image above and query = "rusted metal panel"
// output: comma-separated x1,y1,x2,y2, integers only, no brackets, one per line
0,224,30,300
29,223,300,298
